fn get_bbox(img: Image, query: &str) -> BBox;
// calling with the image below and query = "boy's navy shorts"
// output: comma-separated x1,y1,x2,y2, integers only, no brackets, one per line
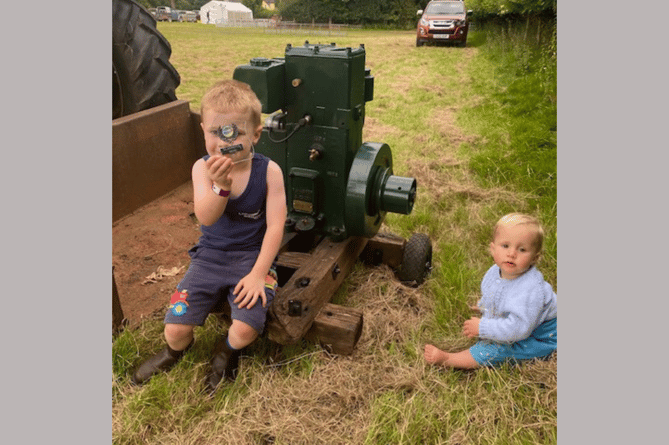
469,317,557,366
163,246,277,334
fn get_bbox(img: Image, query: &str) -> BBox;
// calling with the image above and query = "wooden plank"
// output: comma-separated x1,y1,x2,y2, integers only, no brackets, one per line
267,236,369,345
112,100,206,222
112,267,125,334
305,303,363,355
211,301,363,356
361,232,406,268
276,251,311,269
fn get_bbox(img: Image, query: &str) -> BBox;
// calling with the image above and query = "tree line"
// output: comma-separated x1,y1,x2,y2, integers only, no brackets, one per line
132,0,556,29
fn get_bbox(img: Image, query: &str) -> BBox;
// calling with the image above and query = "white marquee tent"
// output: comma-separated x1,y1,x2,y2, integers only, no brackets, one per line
200,1,253,24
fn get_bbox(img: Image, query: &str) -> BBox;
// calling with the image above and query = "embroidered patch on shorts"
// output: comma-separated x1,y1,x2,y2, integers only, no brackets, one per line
264,269,278,291
169,289,189,316
171,302,188,316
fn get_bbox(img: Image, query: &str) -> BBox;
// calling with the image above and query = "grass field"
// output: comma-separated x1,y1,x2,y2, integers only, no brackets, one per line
113,23,557,444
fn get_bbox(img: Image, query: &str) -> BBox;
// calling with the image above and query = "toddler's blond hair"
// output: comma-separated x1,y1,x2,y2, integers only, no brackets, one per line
200,79,262,128
493,213,545,257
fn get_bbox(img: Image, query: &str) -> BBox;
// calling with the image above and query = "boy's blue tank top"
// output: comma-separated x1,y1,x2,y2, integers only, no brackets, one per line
198,153,269,251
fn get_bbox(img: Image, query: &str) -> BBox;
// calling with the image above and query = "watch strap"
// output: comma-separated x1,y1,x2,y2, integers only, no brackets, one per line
212,183,230,197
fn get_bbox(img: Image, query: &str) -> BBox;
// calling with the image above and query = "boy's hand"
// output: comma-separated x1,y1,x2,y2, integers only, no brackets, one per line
463,317,480,338
232,274,267,310
205,155,233,190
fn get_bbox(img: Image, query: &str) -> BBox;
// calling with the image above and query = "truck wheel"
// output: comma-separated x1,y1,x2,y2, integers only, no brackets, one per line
112,0,180,119
397,233,432,287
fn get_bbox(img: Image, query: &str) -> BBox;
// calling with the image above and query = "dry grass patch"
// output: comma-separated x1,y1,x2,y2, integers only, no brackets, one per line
431,106,479,148
405,155,526,211
362,116,402,142
345,265,434,352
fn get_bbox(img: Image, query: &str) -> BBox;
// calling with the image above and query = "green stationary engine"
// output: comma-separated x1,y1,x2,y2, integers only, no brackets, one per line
233,42,416,240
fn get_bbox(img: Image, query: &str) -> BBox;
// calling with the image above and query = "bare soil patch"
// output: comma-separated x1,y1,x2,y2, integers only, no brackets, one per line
112,182,199,327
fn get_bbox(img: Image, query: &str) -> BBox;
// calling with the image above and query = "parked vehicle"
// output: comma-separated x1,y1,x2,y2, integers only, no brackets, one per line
155,6,178,22
178,10,198,22
416,0,472,47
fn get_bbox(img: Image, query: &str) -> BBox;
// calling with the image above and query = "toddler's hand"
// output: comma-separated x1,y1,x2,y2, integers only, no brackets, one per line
463,317,480,338
233,274,267,310
205,155,234,190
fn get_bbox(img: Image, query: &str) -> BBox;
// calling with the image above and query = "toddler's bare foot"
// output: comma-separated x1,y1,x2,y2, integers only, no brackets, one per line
424,344,450,366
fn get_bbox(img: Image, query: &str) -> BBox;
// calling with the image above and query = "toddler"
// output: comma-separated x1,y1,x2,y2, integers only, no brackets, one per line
424,213,557,368
131,79,287,393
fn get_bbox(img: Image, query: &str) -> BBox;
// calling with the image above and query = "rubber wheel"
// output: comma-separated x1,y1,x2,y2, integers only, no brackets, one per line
112,0,180,119
397,233,432,287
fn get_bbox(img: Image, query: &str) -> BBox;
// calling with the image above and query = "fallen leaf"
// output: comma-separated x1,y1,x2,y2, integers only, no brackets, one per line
142,265,185,285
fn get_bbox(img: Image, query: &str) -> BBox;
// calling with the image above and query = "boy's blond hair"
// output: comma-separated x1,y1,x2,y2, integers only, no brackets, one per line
200,79,262,128
493,213,545,255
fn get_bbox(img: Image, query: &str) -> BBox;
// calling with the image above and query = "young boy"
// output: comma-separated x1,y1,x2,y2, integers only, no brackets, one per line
132,80,287,393
424,213,557,369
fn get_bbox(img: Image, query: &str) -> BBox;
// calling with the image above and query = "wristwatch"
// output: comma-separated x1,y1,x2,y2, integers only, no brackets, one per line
212,183,230,197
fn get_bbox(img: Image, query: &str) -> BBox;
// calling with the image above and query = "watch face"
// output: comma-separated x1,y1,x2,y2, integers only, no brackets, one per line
215,123,239,143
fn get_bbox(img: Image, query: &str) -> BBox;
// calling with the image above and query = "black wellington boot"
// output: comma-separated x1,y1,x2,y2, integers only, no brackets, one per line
205,339,242,394
131,341,193,385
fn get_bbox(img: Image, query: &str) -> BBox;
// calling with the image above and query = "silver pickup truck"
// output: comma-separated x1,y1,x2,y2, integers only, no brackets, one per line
155,6,178,22
178,10,198,22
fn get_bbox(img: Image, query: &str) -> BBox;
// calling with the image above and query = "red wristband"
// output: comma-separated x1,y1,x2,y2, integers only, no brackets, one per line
212,183,230,197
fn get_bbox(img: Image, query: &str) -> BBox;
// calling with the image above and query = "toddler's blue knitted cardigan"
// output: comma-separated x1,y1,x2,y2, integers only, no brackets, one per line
477,265,557,344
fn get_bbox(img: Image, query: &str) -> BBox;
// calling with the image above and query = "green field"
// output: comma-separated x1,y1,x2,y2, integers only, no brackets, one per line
113,23,557,445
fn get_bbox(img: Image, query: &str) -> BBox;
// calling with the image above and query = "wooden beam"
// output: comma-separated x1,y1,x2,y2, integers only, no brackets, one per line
305,303,363,355
361,232,406,268
276,251,311,269
267,236,368,345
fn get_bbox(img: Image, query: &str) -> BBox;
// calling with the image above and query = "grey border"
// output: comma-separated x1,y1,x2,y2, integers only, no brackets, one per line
1,4,109,443
558,1,664,442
